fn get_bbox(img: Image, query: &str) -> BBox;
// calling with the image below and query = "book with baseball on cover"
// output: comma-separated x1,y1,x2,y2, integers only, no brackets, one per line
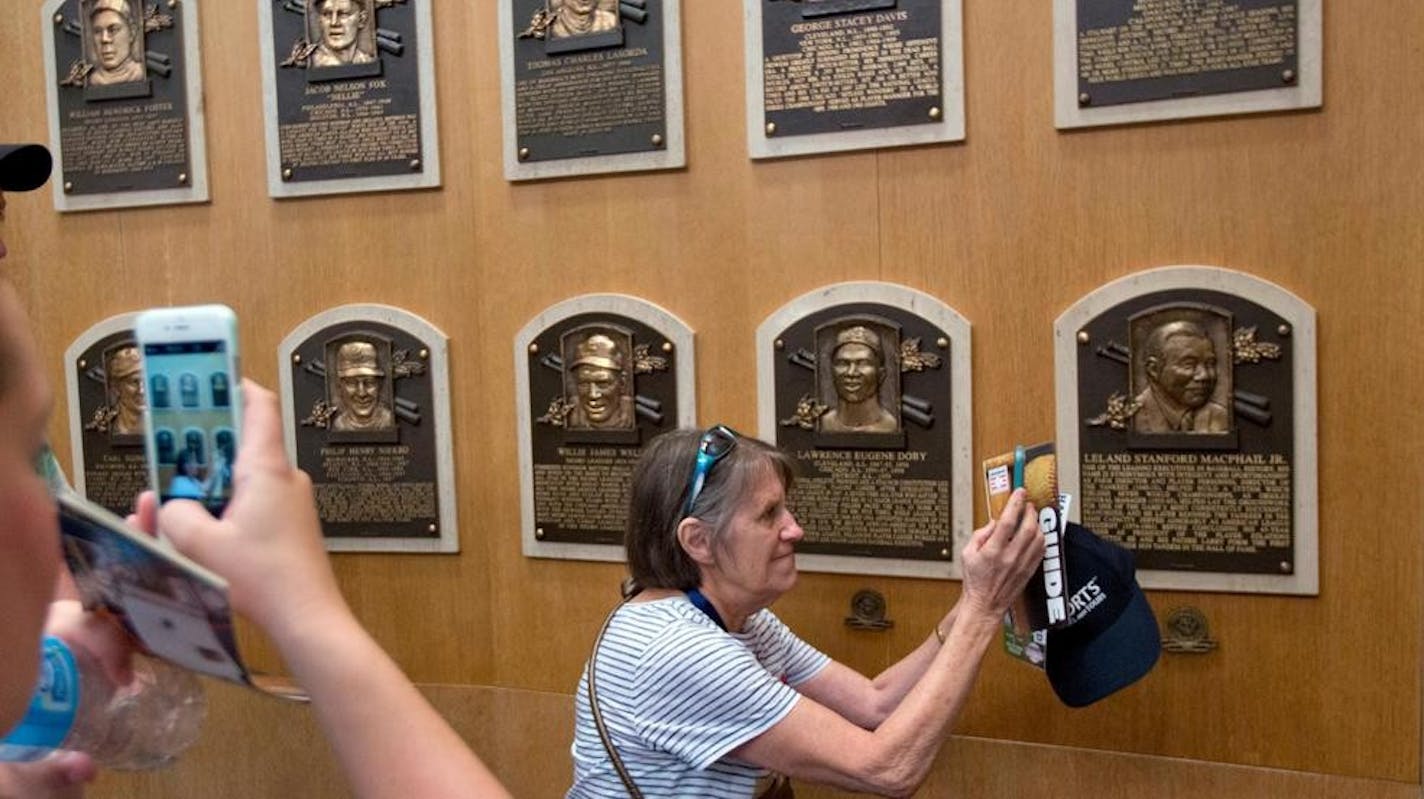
983,442,1070,667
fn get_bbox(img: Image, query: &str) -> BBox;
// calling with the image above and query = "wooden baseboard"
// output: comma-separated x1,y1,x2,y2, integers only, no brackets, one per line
89,681,1418,798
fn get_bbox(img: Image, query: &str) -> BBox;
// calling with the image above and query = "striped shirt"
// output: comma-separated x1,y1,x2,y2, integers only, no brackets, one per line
568,596,831,798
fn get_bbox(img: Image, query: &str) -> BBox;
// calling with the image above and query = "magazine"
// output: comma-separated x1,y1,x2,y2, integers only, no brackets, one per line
50,469,306,701
982,441,1071,668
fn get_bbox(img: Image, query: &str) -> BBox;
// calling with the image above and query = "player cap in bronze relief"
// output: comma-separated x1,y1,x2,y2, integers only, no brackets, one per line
834,325,881,354
570,333,625,372
335,341,384,377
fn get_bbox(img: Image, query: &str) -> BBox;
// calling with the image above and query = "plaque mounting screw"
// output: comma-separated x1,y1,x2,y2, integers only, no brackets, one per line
1078,92,1091,106
63,182,73,193
409,159,421,171
428,523,438,534
54,13,64,23
535,527,545,540
650,133,664,148
774,339,784,350
419,348,429,359
78,359,87,369
282,167,293,180
1077,331,1090,345
1282,69,1295,84
764,122,777,136
292,354,302,364
940,548,950,558
1279,561,1291,573
168,0,178,7
177,173,188,185
1277,324,1291,336
528,343,539,355
928,106,941,121
936,337,949,349
518,147,530,161
661,342,673,353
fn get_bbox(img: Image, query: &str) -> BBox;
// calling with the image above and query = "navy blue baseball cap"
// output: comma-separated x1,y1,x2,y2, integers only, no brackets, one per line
0,144,53,192
1045,523,1161,707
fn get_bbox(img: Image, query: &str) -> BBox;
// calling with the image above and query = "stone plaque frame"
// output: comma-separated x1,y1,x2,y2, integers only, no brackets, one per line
497,0,686,181
756,282,973,579
278,304,457,553
516,294,696,562
1053,0,1322,130
257,0,441,198
1055,266,1318,594
65,312,150,516
41,0,209,211
744,0,964,160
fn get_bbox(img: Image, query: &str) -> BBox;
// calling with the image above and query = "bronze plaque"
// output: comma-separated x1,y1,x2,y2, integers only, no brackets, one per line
770,304,954,563
280,307,456,552
66,319,149,517
1075,292,1294,574
1077,0,1299,108
44,0,208,210
524,313,681,548
760,0,942,137
499,0,685,179
510,0,667,160
259,0,440,196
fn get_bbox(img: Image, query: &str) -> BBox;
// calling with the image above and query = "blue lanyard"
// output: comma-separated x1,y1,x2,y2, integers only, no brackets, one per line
685,588,727,631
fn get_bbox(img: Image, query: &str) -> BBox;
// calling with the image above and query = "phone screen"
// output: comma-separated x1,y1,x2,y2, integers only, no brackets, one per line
143,340,237,514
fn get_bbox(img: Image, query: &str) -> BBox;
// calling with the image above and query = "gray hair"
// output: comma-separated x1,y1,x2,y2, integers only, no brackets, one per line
624,428,795,591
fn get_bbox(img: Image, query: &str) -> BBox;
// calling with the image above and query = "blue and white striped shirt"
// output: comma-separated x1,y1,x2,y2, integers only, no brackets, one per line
568,596,830,798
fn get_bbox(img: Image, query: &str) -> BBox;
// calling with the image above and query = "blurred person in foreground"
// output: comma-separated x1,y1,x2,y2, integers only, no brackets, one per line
0,142,510,799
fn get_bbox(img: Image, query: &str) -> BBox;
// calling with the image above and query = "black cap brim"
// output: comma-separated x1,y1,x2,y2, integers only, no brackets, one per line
1045,585,1161,708
0,144,53,192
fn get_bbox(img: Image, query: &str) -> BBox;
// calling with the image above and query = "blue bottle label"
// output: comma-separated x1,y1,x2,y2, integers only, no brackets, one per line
0,636,80,762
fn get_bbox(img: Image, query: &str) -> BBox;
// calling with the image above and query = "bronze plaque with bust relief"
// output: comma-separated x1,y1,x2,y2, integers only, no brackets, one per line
770,304,954,563
508,0,666,161
279,306,457,553
43,0,209,210
65,316,149,517
523,313,680,547
499,0,686,180
1058,267,1317,592
258,0,440,197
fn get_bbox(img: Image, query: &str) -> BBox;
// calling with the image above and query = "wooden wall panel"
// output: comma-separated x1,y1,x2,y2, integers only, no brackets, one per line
95,684,1419,799
2,0,1420,790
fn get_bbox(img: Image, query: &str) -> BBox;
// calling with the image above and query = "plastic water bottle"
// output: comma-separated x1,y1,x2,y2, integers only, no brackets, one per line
0,636,206,770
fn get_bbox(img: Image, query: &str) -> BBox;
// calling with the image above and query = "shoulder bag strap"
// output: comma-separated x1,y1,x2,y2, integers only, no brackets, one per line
588,598,643,799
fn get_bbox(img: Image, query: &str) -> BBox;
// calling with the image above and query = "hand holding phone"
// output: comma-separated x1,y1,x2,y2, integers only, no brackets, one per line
134,305,241,516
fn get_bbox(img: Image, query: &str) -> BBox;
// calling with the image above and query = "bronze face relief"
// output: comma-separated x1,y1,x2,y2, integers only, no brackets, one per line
1131,318,1230,435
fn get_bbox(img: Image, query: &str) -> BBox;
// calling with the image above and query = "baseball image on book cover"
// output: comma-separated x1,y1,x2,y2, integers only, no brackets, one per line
983,442,1069,666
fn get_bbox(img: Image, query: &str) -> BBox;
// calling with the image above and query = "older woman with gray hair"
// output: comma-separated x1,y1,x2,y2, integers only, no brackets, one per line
568,425,1045,798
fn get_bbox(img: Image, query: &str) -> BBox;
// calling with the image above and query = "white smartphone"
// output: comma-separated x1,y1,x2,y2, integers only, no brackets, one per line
134,304,241,516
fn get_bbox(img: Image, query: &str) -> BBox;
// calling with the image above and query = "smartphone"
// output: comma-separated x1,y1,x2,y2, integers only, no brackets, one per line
135,305,241,516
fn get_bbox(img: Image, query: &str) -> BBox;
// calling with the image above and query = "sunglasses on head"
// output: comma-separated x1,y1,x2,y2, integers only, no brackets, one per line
682,424,739,518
